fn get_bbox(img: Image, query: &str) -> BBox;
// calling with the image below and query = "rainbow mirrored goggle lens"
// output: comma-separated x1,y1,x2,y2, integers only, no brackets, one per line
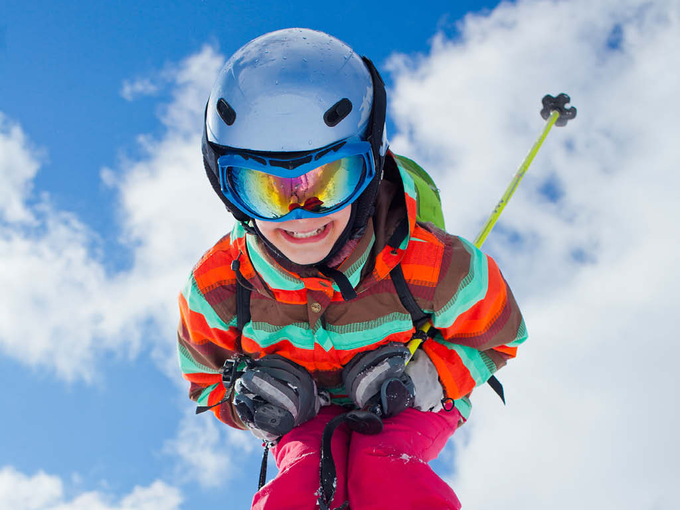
218,141,374,221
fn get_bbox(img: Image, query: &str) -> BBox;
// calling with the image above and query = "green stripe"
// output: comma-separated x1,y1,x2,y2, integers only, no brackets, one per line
453,396,472,421
325,385,347,395
451,343,493,386
246,235,304,290
433,237,488,329
329,396,354,406
339,232,375,290
325,313,413,350
245,322,315,350
507,319,528,347
480,351,498,374
182,276,235,331
196,383,220,406
394,157,418,202
312,326,334,352
245,313,414,352
178,342,221,375
431,331,493,387
231,221,247,241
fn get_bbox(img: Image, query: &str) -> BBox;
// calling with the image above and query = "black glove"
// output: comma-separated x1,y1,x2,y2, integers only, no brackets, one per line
234,355,325,442
342,343,416,418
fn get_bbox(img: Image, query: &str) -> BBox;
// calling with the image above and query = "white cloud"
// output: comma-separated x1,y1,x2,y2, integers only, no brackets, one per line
120,78,159,102
0,45,230,384
387,0,679,507
162,408,255,489
0,466,182,510
0,466,62,510
0,120,112,382
0,113,41,223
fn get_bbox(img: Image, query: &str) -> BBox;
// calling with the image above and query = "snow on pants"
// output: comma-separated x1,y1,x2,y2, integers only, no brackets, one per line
251,404,463,510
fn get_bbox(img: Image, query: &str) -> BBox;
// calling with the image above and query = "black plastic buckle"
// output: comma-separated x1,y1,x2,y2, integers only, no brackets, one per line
411,328,429,343
221,355,247,394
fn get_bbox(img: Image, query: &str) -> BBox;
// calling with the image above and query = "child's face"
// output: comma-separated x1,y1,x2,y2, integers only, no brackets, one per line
254,205,352,265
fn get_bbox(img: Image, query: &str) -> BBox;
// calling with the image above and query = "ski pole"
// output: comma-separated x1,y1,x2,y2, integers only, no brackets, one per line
406,93,577,358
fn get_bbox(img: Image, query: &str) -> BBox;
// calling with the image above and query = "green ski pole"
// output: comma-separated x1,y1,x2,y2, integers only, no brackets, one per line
408,93,576,355
473,93,577,248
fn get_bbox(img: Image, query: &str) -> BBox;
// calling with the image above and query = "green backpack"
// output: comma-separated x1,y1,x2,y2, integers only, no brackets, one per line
392,154,446,230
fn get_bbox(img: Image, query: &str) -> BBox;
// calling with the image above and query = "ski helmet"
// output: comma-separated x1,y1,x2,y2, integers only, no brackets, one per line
202,28,387,242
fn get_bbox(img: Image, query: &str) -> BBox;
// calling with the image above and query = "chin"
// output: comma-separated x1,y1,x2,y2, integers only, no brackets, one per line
284,250,330,266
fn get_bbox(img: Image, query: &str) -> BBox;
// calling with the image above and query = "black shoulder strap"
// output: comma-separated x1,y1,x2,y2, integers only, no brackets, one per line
236,279,251,331
390,262,506,404
390,264,429,328
231,256,252,331
318,265,357,301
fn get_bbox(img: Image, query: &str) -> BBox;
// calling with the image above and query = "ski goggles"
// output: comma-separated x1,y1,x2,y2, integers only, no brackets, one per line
218,140,375,222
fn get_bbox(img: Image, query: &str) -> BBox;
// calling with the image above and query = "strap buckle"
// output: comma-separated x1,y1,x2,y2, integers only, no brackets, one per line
221,354,248,394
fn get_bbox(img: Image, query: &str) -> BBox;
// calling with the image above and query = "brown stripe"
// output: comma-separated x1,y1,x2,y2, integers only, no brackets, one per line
177,330,233,372
249,295,308,327
447,280,523,350
482,349,508,371
327,282,411,326
432,235,473,312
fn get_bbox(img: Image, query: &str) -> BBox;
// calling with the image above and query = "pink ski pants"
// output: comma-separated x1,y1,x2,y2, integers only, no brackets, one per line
252,405,463,510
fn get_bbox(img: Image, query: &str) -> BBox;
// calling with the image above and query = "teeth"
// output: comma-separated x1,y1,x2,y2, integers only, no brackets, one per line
286,225,326,238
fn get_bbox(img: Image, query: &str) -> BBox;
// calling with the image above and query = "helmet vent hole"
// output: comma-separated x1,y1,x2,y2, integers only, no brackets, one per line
324,98,352,127
217,98,236,126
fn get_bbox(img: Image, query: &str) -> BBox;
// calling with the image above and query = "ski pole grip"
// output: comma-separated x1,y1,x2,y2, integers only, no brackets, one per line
540,93,577,126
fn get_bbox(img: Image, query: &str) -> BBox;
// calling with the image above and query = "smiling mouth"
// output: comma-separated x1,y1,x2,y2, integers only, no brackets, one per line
284,224,327,239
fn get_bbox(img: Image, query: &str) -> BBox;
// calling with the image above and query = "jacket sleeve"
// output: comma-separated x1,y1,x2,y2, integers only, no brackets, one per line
177,271,246,430
422,236,528,400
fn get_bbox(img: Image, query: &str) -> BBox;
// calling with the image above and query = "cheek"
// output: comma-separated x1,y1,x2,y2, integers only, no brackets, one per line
253,220,277,243
332,206,352,231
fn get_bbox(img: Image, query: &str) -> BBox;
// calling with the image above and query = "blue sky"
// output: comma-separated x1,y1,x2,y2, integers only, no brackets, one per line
2,1,680,509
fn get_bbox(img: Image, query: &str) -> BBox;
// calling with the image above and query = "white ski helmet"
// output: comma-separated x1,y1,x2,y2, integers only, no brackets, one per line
202,28,388,235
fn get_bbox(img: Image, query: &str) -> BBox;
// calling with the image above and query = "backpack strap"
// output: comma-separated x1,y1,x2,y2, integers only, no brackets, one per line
236,279,251,332
390,262,506,404
231,255,252,332
390,264,429,328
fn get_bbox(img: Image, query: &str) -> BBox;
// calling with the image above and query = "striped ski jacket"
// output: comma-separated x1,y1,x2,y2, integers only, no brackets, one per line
177,154,528,429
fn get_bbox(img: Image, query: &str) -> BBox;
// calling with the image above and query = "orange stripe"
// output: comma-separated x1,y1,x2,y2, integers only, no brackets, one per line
372,248,394,280
208,384,228,423
438,256,508,338
493,345,518,358
269,287,308,305
404,194,417,234
179,294,239,351
183,372,222,385
401,261,439,285
196,264,237,288
207,383,227,406
423,341,476,400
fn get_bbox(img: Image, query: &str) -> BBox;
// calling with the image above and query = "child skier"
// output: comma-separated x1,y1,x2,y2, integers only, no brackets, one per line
178,28,527,510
